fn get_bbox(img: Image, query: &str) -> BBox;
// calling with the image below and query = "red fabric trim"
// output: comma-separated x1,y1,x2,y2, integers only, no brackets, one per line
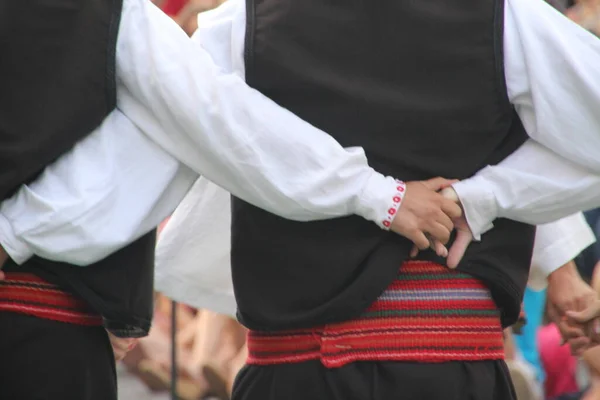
382,180,405,229
0,273,103,326
247,261,504,368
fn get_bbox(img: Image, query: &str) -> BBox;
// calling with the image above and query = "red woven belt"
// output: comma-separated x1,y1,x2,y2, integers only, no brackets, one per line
247,261,504,368
0,272,103,326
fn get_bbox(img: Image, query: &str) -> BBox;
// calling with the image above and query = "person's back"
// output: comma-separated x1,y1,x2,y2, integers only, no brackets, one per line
230,0,535,398
232,0,534,332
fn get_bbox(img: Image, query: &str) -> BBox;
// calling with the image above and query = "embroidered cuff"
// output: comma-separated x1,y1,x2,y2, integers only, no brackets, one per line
355,172,405,230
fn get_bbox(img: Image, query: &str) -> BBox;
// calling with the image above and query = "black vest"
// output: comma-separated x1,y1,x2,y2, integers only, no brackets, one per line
232,0,536,331
1,0,154,337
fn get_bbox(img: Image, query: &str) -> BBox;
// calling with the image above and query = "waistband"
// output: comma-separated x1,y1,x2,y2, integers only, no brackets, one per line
0,272,103,326
247,261,504,368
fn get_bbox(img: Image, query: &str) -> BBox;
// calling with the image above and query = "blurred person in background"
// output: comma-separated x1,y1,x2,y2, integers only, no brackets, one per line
577,265,600,400
512,214,596,398
538,314,582,400
565,0,600,36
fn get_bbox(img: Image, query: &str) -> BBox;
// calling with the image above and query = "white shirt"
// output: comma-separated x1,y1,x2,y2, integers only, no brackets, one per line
1,0,599,266
154,178,237,317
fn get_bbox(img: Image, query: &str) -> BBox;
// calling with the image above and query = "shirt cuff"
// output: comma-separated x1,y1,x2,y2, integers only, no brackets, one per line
451,176,498,240
0,213,35,265
528,218,596,290
354,172,405,230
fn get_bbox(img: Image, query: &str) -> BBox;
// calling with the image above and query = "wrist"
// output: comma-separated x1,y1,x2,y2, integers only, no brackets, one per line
451,176,497,240
547,261,579,285
354,172,405,230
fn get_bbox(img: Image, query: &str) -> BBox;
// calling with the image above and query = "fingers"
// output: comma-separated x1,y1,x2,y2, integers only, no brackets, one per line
437,186,463,220
440,187,459,202
554,317,588,356
549,302,589,355
409,239,448,259
438,187,463,221
446,229,472,269
440,200,462,220
425,221,452,245
391,179,462,251
113,340,138,361
108,332,138,362
576,289,598,315
591,319,600,344
557,321,586,341
434,210,454,234
421,177,459,192
567,336,591,357
0,245,8,269
410,245,419,258
410,231,431,251
566,300,600,324
431,239,448,258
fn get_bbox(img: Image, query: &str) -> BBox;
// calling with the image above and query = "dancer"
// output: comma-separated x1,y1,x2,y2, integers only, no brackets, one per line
197,1,600,398
153,177,595,399
0,1,458,399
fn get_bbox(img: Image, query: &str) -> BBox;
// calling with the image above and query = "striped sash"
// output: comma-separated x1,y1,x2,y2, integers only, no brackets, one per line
247,261,504,368
0,273,103,326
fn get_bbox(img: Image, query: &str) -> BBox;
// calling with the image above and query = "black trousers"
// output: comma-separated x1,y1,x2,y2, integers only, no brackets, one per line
0,312,117,400
233,359,516,400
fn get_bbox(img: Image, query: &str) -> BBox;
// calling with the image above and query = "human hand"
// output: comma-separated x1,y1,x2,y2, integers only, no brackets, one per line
547,263,597,355
391,177,462,257
0,245,7,280
566,301,600,348
107,331,139,361
434,187,474,269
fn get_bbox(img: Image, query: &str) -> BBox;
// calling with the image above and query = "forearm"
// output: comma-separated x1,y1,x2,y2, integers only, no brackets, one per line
117,0,401,226
460,0,600,238
547,261,582,289
452,140,600,238
0,110,198,265
0,0,403,266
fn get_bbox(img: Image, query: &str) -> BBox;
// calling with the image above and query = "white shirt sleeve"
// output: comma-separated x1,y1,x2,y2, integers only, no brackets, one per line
116,0,400,225
0,111,198,265
528,213,596,290
452,140,600,238
0,0,402,266
452,0,600,238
